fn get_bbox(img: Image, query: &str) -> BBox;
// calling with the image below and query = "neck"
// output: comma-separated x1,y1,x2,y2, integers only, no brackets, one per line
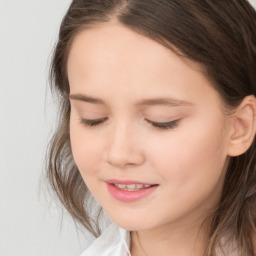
130,214,212,256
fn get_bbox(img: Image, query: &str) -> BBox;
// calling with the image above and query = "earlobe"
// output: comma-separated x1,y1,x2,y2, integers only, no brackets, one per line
228,95,256,157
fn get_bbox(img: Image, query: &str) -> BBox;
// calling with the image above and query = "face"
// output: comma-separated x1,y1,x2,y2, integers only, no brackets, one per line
68,24,232,232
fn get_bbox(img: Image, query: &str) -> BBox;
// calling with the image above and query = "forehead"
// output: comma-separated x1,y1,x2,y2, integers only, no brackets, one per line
68,23,199,77
67,23,221,108
67,24,183,74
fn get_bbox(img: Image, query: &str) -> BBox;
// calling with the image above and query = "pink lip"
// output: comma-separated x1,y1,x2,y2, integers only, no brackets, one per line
106,179,154,185
106,180,158,202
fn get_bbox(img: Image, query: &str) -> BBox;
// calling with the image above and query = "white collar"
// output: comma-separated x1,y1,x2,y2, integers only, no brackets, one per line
80,223,131,256
80,223,240,256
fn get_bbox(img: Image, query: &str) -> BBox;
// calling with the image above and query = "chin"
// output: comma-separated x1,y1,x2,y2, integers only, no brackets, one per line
108,214,157,231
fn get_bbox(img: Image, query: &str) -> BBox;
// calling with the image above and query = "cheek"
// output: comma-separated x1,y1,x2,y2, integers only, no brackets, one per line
147,117,228,191
69,122,102,181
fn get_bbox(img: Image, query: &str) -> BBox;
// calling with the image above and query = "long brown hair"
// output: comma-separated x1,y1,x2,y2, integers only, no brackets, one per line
47,0,256,254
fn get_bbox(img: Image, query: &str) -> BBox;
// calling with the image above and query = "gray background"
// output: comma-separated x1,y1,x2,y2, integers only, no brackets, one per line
0,0,255,255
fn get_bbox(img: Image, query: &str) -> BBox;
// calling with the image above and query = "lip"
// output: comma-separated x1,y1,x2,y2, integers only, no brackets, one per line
106,180,158,202
106,179,155,185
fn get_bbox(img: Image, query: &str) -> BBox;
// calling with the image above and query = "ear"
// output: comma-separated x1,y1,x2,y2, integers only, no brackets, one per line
228,95,256,157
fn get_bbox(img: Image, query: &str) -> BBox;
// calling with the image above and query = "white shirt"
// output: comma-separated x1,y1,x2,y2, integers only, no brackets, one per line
80,223,131,256
80,223,238,256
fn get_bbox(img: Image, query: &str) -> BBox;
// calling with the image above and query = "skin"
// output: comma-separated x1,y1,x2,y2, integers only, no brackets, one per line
67,23,254,256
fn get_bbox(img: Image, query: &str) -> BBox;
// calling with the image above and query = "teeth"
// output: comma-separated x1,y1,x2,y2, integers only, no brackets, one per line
127,184,136,189
117,184,126,189
114,183,152,191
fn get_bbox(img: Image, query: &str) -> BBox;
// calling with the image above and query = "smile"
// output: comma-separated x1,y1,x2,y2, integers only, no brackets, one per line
114,183,152,191
106,181,158,202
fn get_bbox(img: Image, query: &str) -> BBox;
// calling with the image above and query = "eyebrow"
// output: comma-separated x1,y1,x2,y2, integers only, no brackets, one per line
69,93,193,106
136,98,193,107
69,94,104,104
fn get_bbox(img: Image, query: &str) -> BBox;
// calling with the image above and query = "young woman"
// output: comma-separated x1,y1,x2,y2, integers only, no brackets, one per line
46,0,256,255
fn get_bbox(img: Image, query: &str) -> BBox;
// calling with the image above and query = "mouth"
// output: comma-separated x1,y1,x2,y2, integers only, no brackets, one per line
113,183,154,191
106,180,158,202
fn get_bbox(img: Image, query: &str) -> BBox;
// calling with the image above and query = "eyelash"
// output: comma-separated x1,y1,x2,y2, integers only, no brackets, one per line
80,117,108,127
145,119,180,130
80,118,180,130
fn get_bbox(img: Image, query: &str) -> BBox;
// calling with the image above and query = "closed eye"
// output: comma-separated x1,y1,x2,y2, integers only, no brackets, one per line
145,119,180,130
80,117,108,127
79,117,180,129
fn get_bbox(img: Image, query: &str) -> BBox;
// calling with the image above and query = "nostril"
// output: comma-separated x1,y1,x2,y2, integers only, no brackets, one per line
106,149,145,167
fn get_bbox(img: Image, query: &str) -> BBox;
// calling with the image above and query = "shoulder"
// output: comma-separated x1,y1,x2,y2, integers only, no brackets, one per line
79,223,131,256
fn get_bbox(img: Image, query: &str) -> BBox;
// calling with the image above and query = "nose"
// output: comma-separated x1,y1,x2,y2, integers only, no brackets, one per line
104,122,145,168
